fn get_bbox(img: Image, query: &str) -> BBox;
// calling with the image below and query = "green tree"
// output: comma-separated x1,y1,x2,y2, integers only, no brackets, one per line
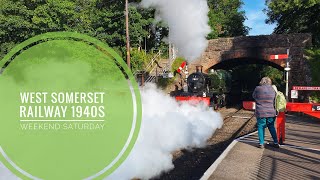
0,0,96,58
130,48,157,74
261,66,285,91
208,70,231,93
306,48,320,102
207,0,249,39
231,64,284,91
0,0,156,59
265,0,320,46
92,1,155,53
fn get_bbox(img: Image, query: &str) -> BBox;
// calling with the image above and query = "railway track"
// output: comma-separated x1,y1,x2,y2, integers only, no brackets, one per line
155,107,257,180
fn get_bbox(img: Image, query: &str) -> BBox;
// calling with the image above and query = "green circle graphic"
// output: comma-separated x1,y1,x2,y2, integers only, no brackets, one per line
0,32,142,179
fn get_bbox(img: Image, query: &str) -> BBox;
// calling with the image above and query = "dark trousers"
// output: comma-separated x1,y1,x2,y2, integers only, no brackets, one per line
257,117,279,145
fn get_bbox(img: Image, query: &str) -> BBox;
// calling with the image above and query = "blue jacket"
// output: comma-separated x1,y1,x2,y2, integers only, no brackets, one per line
252,85,276,118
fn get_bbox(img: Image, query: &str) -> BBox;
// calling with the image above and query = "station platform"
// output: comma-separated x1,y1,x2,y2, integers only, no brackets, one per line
201,114,320,180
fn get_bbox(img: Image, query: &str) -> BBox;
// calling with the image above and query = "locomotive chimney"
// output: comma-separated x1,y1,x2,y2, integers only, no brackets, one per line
196,65,203,73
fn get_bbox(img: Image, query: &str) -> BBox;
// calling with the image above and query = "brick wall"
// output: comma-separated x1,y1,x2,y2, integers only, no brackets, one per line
188,33,313,101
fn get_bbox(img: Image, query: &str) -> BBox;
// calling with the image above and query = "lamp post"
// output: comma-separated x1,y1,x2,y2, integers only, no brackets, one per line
269,50,291,100
284,49,291,101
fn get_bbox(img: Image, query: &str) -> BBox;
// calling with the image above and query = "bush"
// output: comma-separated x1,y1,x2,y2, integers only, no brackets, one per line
130,49,148,74
156,77,175,90
171,57,185,74
306,48,320,102
261,66,285,91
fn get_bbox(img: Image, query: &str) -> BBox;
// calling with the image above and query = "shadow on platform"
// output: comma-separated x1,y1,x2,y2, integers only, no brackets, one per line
204,114,320,180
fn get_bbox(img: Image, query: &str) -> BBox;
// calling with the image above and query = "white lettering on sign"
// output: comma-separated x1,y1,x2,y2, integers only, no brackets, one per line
292,86,320,91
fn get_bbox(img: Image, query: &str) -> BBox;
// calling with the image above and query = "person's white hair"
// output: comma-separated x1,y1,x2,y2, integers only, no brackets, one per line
259,77,272,85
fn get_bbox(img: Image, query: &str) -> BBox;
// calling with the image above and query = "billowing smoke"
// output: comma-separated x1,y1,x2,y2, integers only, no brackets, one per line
106,84,223,180
0,84,223,179
140,0,211,62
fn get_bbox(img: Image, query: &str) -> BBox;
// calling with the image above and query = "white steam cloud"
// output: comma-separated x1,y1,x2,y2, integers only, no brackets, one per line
106,84,223,180
0,85,223,180
140,0,211,61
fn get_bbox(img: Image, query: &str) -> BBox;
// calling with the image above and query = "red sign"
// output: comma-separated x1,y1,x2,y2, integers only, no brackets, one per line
292,86,320,90
177,61,186,73
270,54,288,60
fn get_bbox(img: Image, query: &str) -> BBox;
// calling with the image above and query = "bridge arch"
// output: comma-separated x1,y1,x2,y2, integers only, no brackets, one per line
189,33,313,100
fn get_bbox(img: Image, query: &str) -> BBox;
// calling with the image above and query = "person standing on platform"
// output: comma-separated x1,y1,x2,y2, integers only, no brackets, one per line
272,84,287,144
252,77,280,148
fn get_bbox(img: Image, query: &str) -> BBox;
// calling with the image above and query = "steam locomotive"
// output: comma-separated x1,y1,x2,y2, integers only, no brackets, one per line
175,65,230,109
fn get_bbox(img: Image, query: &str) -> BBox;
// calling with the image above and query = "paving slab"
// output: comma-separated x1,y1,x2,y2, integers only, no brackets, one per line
202,114,320,180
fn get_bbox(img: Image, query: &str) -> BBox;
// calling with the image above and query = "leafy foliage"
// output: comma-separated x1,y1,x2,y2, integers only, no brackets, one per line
130,48,158,74
265,0,320,46
156,77,175,90
171,57,185,73
0,0,250,74
207,0,249,39
208,69,231,93
261,66,285,91
0,0,156,59
231,64,284,91
306,48,320,102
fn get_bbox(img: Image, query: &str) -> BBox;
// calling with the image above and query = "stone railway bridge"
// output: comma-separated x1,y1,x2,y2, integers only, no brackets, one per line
188,33,313,100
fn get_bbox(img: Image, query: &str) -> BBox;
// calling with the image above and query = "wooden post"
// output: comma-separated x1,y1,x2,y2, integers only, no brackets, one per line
156,68,158,83
125,0,131,69
141,72,144,86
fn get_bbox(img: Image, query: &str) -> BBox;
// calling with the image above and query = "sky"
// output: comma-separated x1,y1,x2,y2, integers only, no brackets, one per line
241,0,277,36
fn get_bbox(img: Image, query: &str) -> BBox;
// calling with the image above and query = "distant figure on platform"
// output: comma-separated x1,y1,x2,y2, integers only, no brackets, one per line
252,77,280,149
